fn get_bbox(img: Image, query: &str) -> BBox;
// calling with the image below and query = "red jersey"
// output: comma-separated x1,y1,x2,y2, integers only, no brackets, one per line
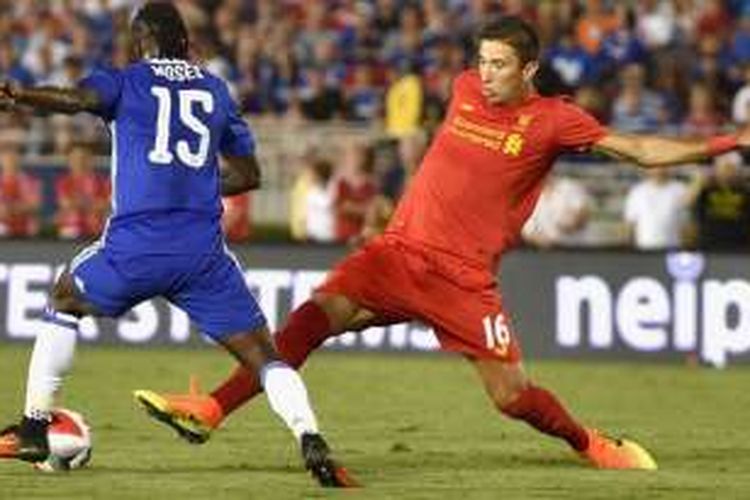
0,172,41,237
387,70,606,269
334,177,377,242
55,172,110,239
222,193,251,242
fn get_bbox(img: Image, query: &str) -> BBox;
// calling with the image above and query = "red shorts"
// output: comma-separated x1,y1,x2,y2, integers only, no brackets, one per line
317,235,522,362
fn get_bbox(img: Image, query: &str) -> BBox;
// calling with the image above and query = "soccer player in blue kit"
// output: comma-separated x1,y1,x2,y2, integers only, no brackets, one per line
0,2,355,487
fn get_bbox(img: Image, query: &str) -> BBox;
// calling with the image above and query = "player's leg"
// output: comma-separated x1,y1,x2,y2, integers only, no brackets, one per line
13,271,92,461
216,326,357,487
136,250,357,486
468,357,657,469
137,237,407,437
411,258,658,470
207,293,386,423
469,357,590,451
10,245,152,463
133,292,371,443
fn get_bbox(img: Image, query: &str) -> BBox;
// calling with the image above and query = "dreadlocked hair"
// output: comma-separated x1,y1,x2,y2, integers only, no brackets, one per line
132,1,189,59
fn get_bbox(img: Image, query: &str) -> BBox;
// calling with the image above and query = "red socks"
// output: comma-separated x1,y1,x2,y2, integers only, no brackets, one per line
501,385,590,452
210,300,333,418
210,301,589,455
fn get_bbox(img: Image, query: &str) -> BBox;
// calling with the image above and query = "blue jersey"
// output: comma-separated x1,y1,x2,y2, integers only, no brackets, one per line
80,59,254,254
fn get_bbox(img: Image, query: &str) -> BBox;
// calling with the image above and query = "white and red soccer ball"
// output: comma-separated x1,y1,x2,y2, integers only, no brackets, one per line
33,408,92,472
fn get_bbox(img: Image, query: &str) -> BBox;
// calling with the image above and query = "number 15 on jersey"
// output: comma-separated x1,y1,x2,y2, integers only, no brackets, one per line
148,86,214,169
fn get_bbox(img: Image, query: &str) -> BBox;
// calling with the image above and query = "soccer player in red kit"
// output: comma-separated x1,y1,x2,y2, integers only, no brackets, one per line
135,17,750,471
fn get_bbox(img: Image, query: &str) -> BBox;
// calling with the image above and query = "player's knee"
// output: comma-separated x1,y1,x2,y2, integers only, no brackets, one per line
220,328,281,373
48,276,85,317
311,292,359,334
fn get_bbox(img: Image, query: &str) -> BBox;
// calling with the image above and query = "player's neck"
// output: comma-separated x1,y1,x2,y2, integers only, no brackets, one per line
496,86,536,108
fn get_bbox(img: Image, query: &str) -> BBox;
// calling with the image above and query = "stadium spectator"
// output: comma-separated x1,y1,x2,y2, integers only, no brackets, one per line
7,0,750,244
731,62,750,124
222,193,252,243
623,168,689,250
384,66,423,138
728,11,750,74
522,176,592,248
269,51,301,116
696,0,731,39
373,0,404,38
334,141,378,243
294,1,334,67
298,68,344,121
289,155,312,242
575,0,621,55
422,0,451,45
0,141,41,238
343,63,382,122
680,82,724,137
22,11,73,85
534,0,564,48
690,34,734,113
672,0,697,42
598,6,648,81
688,151,750,250
54,141,109,240
651,51,687,125
545,28,597,90
0,38,35,87
304,158,335,243
610,63,667,132
635,0,677,50
382,4,426,73
339,3,382,64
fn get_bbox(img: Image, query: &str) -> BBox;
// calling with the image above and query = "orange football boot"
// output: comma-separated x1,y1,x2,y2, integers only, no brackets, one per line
581,428,658,470
0,425,19,459
133,376,222,444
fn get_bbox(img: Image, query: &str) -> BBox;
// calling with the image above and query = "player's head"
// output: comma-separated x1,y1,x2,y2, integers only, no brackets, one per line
67,140,94,174
713,151,743,185
130,2,189,61
474,16,540,105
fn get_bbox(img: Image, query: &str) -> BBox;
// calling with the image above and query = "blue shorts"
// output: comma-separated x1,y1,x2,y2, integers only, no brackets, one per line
68,243,267,340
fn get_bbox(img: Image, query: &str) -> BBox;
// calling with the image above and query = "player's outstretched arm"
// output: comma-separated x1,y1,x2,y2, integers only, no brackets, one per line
220,155,261,196
0,81,100,115
593,129,746,168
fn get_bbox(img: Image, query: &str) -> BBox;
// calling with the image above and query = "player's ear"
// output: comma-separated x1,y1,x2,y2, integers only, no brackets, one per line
522,61,539,85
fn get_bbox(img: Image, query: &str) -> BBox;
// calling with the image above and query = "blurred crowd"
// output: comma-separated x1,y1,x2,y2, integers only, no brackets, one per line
1,0,750,249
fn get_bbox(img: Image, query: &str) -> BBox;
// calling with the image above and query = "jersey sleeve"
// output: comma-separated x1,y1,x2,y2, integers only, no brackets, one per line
217,80,255,157
78,66,123,120
554,99,607,152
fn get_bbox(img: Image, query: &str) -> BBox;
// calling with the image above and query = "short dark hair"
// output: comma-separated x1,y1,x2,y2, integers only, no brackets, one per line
132,1,189,59
474,16,540,65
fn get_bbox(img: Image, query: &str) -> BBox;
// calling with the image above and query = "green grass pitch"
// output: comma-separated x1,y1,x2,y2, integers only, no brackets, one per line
1,345,750,499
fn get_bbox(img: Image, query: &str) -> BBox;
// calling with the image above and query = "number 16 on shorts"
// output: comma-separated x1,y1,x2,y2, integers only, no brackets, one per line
482,313,511,357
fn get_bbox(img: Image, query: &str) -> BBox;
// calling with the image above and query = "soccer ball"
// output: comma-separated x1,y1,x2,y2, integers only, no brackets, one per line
34,408,92,472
